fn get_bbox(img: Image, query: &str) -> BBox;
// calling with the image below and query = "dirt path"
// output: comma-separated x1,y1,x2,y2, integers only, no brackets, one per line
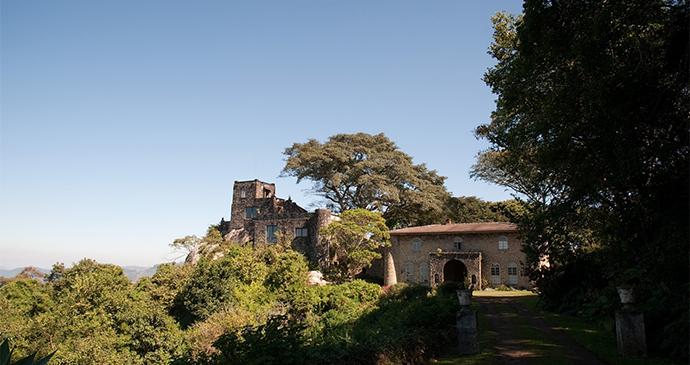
476,296,609,364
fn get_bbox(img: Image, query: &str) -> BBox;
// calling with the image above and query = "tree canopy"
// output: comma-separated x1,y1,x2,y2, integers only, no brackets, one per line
443,196,521,224
281,132,450,227
474,0,688,357
319,209,390,281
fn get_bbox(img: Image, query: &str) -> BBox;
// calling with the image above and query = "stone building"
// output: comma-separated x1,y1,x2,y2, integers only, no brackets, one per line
383,221,532,289
221,180,531,289
221,179,337,267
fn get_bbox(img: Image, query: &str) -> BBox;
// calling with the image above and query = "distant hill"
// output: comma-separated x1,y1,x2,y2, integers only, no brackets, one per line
121,265,159,282
0,265,160,282
0,267,51,278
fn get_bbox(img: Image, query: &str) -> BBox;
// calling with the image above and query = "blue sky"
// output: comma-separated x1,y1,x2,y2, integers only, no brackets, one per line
1,1,523,269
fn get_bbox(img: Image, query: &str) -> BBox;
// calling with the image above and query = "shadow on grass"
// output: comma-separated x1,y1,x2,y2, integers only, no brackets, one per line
434,292,684,365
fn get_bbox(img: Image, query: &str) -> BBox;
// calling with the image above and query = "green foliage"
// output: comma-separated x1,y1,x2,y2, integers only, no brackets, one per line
172,257,241,327
209,280,459,365
307,283,459,364
1,259,184,365
180,305,259,362
475,1,689,359
264,248,309,300
489,199,528,223
320,209,390,281
171,226,226,262
169,235,202,260
0,279,55,359
0,339,55,365
281,132,450,227
443,196,514,223
171,244,311,328
0,279,53,317
495,284,511,292
137,263,194,310
215,315,306,365
1,242,467,365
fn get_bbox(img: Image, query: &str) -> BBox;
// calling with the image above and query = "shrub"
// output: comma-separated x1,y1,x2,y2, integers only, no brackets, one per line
0,339,55,365
496,284,511,291
214,315,306,365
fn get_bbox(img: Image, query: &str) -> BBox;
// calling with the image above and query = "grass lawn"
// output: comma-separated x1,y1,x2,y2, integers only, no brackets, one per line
432,290,684,365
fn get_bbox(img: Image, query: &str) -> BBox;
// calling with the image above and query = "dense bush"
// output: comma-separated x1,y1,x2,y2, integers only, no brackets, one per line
208,281,460,365
2,247,462,365
0,259,184,365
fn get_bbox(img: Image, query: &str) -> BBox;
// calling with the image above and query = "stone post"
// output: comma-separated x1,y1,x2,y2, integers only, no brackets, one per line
313,209,332,268
456,289,479,355
383,246,397,286
615,286,647,357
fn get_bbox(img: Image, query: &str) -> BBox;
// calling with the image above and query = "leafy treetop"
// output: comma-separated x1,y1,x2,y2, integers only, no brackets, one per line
281,132,450,227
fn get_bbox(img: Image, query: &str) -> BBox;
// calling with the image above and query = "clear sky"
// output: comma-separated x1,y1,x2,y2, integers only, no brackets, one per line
1,1,524,270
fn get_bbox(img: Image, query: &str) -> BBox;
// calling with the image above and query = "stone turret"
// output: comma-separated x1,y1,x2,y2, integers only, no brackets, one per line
222,179,335,271
313,209,337,267
229,180,277,230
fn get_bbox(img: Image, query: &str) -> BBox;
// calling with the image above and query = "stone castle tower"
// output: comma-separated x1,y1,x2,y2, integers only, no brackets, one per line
222,179,337,268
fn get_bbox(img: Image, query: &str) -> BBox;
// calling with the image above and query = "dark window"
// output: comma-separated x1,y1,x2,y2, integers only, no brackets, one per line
490,263,501,285
498,236,508,250
267,225,278,243
419,262,429,283
412,238,421,251
507,262,518,285
246,207,258,218
295,227,308,237
405,262,415,282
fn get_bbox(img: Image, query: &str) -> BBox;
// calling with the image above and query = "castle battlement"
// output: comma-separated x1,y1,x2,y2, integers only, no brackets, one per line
224,179,337,268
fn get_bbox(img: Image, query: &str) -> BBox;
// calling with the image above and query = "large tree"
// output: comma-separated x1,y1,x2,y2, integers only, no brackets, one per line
475,0,688,357
281,133,450,227
319,209,390,281
442,195,520,224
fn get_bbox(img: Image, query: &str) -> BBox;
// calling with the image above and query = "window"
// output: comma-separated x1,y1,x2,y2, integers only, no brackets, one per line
246,206,258,219
419,262,429,284
266,225,278,243
412,238,422,251
295,227,308,237
507,262,518,285
490,263,501,285
405,262,415,282
453,237,463,250
241,189,247,198
498,236,508,250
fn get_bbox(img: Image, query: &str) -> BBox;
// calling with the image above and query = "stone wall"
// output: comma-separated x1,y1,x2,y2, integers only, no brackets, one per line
224,180,336,270
386,231,531,289
225,180,532,288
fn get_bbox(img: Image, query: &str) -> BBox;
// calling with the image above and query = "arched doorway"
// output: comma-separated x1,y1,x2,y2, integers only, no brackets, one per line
443,260,467,283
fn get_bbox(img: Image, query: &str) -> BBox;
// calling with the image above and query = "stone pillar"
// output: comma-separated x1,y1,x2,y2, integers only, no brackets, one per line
383,246,397,286
456,290,479,355
313,209,333,268
615,287,647,357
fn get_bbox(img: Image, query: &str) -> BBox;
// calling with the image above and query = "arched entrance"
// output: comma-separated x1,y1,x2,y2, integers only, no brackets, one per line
429,252,481,289
443,260,467,283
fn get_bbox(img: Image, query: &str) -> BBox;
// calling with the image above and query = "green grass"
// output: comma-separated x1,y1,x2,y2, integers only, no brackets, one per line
433,291,685,365
497,301,579,365
512,295,684,365
432,299,498,365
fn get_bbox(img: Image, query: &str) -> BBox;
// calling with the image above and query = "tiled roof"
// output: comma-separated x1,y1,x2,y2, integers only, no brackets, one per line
390,222,517,235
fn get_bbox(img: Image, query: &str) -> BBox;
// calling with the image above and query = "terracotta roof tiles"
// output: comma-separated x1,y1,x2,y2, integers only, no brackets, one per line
390,222,517,235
